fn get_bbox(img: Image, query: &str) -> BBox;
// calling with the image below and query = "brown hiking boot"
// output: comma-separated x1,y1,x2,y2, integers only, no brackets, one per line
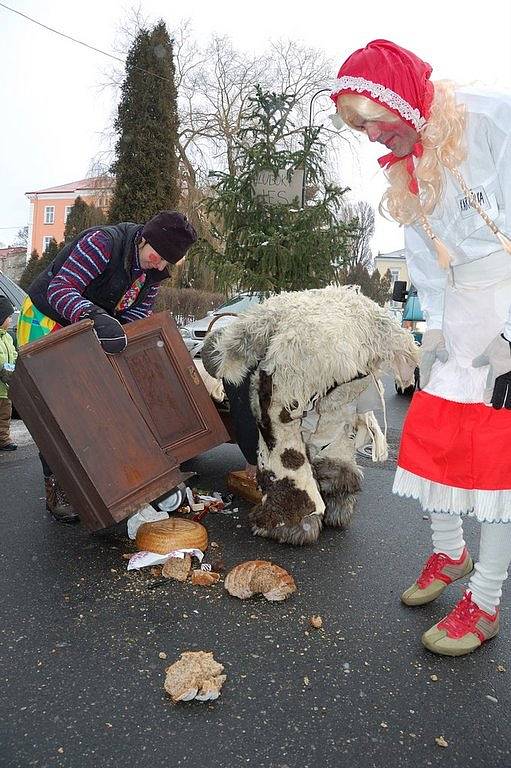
44,476,79,524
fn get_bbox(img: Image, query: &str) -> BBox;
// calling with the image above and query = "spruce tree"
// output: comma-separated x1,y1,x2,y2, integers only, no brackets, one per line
18,240,63,291
201,87,357,294
342,263,392,306
38,239,63,271
108,21,180,223
64,196,106,242
19,249,40,291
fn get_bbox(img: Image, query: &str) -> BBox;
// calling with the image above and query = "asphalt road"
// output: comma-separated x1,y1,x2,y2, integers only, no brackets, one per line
1,385,510,768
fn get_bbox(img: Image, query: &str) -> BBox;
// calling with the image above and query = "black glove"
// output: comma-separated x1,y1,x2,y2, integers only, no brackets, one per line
490,371,511,409
473,334,511,409
81,306,127,354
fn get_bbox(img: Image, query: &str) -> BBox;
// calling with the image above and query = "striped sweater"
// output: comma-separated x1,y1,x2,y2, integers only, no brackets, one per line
46,229,159,324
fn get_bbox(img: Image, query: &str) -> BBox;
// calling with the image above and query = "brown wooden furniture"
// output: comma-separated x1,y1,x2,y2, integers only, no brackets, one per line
226,470,262,504
11,312,229,531
109,312,229,464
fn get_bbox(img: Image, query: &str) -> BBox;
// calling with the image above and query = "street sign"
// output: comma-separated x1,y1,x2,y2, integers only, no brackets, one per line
254,169,304,205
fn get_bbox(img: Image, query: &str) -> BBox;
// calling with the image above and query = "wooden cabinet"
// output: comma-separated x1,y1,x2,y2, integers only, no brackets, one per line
109,312,229,464
11,312,229,531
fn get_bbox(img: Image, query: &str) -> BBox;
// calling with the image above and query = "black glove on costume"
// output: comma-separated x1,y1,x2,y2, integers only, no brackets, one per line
473,334,511,410
81,306,127,354
491,369,511,409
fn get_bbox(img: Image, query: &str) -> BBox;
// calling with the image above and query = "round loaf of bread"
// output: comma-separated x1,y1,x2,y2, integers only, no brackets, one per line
136,517,208,554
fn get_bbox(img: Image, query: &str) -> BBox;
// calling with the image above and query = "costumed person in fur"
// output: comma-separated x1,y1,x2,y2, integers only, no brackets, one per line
333,39,511,656
202,285,419,546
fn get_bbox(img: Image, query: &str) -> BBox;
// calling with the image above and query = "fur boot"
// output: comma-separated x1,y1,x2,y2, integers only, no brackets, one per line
248,367,324,545
312,457,362,528
306,382,367,528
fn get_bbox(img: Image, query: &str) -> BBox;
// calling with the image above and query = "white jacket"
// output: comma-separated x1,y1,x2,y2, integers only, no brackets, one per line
405,87,511,334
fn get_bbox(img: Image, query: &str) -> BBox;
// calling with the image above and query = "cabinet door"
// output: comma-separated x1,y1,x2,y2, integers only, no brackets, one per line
11,320,184,531
108,312,229,463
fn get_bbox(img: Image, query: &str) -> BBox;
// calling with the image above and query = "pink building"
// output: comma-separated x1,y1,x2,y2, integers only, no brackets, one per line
25,176,114,257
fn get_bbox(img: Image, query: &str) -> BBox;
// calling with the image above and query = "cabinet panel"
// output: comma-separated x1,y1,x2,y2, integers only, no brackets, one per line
10,313,226,531
109,312,229,462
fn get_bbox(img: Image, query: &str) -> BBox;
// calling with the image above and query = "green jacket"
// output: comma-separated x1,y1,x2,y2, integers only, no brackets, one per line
0,329,17,399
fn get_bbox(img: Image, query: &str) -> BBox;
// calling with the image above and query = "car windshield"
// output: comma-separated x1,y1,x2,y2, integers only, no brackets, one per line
214,294,264,314
0,273,27,310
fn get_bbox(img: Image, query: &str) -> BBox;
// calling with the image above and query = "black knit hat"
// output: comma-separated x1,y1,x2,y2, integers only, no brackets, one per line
0,296,14,326
141,211,198,264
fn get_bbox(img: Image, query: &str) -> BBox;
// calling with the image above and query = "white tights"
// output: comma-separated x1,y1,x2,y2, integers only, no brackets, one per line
430,512,511,614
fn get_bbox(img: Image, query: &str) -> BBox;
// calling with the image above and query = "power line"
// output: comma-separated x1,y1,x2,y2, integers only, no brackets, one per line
0,1,172,83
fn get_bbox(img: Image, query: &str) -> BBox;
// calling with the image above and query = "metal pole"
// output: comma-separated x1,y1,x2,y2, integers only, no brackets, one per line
301,88,332,208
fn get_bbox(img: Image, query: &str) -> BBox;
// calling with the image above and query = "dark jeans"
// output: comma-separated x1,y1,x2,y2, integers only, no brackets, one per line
223,372,258,466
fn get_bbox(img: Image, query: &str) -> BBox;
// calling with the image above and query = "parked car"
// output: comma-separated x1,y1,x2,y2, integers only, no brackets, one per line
179,293,265,358
0,270,28,345
392,280,425,395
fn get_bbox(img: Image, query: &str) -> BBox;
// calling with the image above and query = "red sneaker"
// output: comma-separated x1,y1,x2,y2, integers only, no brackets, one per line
401,547,473,606
422,591,499,656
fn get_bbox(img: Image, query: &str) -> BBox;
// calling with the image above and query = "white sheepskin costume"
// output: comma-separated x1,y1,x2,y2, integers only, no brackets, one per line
203,286,419,545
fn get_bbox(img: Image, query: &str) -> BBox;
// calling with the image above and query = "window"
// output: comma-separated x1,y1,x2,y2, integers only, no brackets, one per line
44,205,55,224
64,205,73,222
389,269,403,308
43,236,53,253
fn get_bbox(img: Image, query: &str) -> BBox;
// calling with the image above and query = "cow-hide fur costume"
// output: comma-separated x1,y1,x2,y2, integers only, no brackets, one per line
202,286,419,545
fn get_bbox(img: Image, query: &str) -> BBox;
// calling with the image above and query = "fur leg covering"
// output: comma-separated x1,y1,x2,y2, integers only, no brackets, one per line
249,367,324,546
313,456,362,528
307,387,363,529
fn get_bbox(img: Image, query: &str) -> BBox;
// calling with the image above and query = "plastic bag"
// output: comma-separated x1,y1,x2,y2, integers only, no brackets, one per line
127,505,169,540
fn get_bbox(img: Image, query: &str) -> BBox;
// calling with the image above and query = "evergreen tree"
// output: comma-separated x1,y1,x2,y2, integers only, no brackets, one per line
199,87,357,294
38,239,62,271
19,249,40,291
19,240,63,291
108,21,180,223
342,263,392,306
64,196,106,242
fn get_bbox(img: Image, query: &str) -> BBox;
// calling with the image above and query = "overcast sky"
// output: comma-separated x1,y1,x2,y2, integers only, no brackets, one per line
1,0,510,254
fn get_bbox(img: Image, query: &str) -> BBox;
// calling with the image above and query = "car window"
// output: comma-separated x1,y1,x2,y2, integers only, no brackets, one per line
214,294,263,313
0,273,28,309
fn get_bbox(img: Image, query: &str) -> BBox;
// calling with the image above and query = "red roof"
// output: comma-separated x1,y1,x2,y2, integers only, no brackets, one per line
26,175,114,196
0,247,26,256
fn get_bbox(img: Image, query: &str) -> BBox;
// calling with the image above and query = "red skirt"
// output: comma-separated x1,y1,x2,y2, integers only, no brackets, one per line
397,391,511,491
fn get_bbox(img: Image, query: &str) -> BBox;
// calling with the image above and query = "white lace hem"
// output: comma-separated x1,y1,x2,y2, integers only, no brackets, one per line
393,467,511,523
331,76,427,131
